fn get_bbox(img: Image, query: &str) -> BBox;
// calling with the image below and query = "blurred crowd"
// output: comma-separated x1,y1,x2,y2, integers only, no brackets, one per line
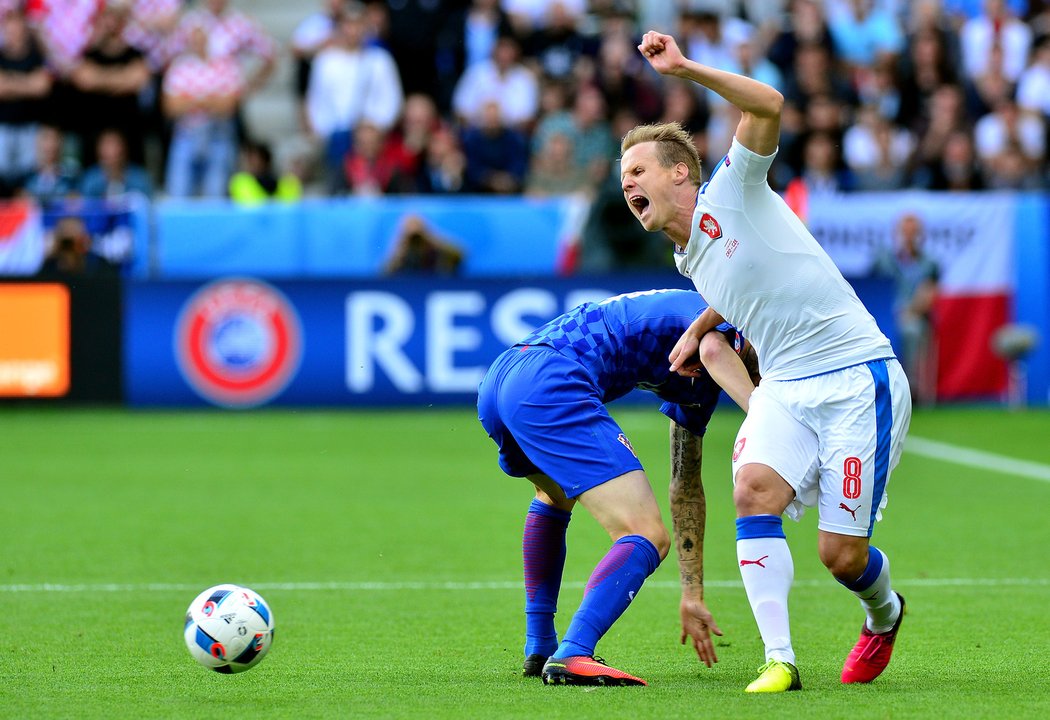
2,0,1050,211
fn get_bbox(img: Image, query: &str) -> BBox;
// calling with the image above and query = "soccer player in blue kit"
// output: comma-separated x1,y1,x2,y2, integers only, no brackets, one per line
620,31,913,692
477,288,759,686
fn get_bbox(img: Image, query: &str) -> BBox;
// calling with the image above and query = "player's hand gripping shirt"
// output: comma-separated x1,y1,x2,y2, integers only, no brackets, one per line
675,139,893,381
517,288,734,436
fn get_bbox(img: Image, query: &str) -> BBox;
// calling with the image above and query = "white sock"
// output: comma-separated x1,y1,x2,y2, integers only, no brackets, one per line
848,547,901,634
737,536,795,664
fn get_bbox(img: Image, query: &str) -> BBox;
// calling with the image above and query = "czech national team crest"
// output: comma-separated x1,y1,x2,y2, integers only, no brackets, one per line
698,213,722,240
175,279,303,407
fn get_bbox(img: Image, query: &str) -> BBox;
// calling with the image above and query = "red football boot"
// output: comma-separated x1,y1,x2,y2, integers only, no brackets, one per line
542,656,647,686
842,593,906,684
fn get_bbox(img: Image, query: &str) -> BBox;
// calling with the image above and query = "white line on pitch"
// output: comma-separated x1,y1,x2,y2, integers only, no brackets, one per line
1,578,1047,593
905,436,1050,484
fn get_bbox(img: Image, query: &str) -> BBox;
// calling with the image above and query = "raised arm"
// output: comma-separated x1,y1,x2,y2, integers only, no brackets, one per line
638,31,782,156
668,420,722,666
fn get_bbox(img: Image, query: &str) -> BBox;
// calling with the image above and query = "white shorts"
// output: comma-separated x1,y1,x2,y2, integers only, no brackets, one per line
731,359,911,537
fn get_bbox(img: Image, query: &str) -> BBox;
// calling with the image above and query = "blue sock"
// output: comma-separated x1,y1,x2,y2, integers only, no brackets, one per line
553,535,661,659
523,499,571,658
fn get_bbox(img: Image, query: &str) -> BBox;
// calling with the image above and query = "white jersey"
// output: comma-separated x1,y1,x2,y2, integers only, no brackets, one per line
675,139,893,381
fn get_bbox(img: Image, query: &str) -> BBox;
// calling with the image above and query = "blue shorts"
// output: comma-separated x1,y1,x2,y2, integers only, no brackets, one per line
477,344,644,498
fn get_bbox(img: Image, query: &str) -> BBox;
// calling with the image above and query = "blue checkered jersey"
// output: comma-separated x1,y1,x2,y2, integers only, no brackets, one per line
516,288,735,436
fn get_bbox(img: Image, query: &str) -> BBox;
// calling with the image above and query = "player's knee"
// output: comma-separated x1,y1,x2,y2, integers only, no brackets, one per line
633,522,671,561
651,524,671,560
733,465,792,516
819,539,869,581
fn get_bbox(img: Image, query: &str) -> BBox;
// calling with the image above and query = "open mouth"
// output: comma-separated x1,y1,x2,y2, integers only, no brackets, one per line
629,195,650,215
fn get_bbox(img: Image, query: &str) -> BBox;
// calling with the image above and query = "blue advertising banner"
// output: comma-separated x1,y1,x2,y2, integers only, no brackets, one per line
125,274,895,407
150,196,578,279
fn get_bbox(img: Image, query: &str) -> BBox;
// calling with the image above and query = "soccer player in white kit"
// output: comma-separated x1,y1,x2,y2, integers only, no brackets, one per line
620,31,912,693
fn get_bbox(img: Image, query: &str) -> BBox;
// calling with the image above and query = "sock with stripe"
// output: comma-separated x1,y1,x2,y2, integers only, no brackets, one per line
553,534,661,659
839,546,901,634
523,499,571,658
736,514,796,665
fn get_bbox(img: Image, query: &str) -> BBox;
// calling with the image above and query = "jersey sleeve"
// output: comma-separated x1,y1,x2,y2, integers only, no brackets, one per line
700,138,778,207
659,398,717,438
724,137,777,185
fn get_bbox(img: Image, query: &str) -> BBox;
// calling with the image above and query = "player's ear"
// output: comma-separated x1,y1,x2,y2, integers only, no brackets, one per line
673,162,689,185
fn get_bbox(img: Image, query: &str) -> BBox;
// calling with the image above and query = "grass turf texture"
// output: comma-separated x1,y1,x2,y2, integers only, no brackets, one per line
1,406,1048,719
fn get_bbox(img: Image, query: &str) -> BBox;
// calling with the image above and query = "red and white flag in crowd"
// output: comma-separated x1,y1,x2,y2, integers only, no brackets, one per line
0,200,46,277
806,191,1016,401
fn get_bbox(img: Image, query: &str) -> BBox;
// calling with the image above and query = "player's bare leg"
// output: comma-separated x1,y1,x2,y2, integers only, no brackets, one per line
519,477,575,677
733,463,802,692
542,470,668,686
820,531,905,683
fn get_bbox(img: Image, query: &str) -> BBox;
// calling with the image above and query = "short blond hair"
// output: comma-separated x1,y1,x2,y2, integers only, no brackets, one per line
620,122,702,186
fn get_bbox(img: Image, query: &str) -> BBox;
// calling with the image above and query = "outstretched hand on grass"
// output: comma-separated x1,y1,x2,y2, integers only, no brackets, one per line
680,596,723,667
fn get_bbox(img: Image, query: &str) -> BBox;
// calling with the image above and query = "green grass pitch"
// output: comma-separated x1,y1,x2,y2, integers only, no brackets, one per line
1,404,1049,719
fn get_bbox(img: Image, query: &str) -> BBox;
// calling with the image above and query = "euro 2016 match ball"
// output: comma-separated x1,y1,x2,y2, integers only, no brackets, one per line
183,584,275,673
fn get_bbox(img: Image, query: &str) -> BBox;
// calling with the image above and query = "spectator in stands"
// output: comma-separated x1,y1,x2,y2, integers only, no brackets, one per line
69,0,151,167
825,0,906,75
343,121,411,195
79,128,153,198
417,128,466,194
590,31,663,123
229,140,303,205
916,128,986,190
292,0,352,104
766,0,836,73
434,0,514,113
856,57,902,123
522,1,597,82
844,105,914,190
172,0,276,99
911,83,971,180
896,27,960,131
38,216,118,277
305,2,403,192
461,100,528,194
874,212,939,404
984,141,1044,189
162,21,243,198
524,130,591,196
21,125,80,204
782,41,857,111
383,214,464,276
384,93,446,193
0,7,51,190
959,0,1032,85
974,97,1045,178
531,84,613,191
788,131,856,196
453,33,539,131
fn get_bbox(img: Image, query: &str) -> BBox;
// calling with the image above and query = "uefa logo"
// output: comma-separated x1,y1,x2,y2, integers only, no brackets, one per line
174,278,303,407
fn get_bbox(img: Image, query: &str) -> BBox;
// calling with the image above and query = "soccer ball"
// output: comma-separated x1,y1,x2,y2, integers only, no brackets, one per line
183,584,275,673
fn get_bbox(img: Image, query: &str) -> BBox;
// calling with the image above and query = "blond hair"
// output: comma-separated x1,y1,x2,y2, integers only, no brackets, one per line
620,122,702,186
